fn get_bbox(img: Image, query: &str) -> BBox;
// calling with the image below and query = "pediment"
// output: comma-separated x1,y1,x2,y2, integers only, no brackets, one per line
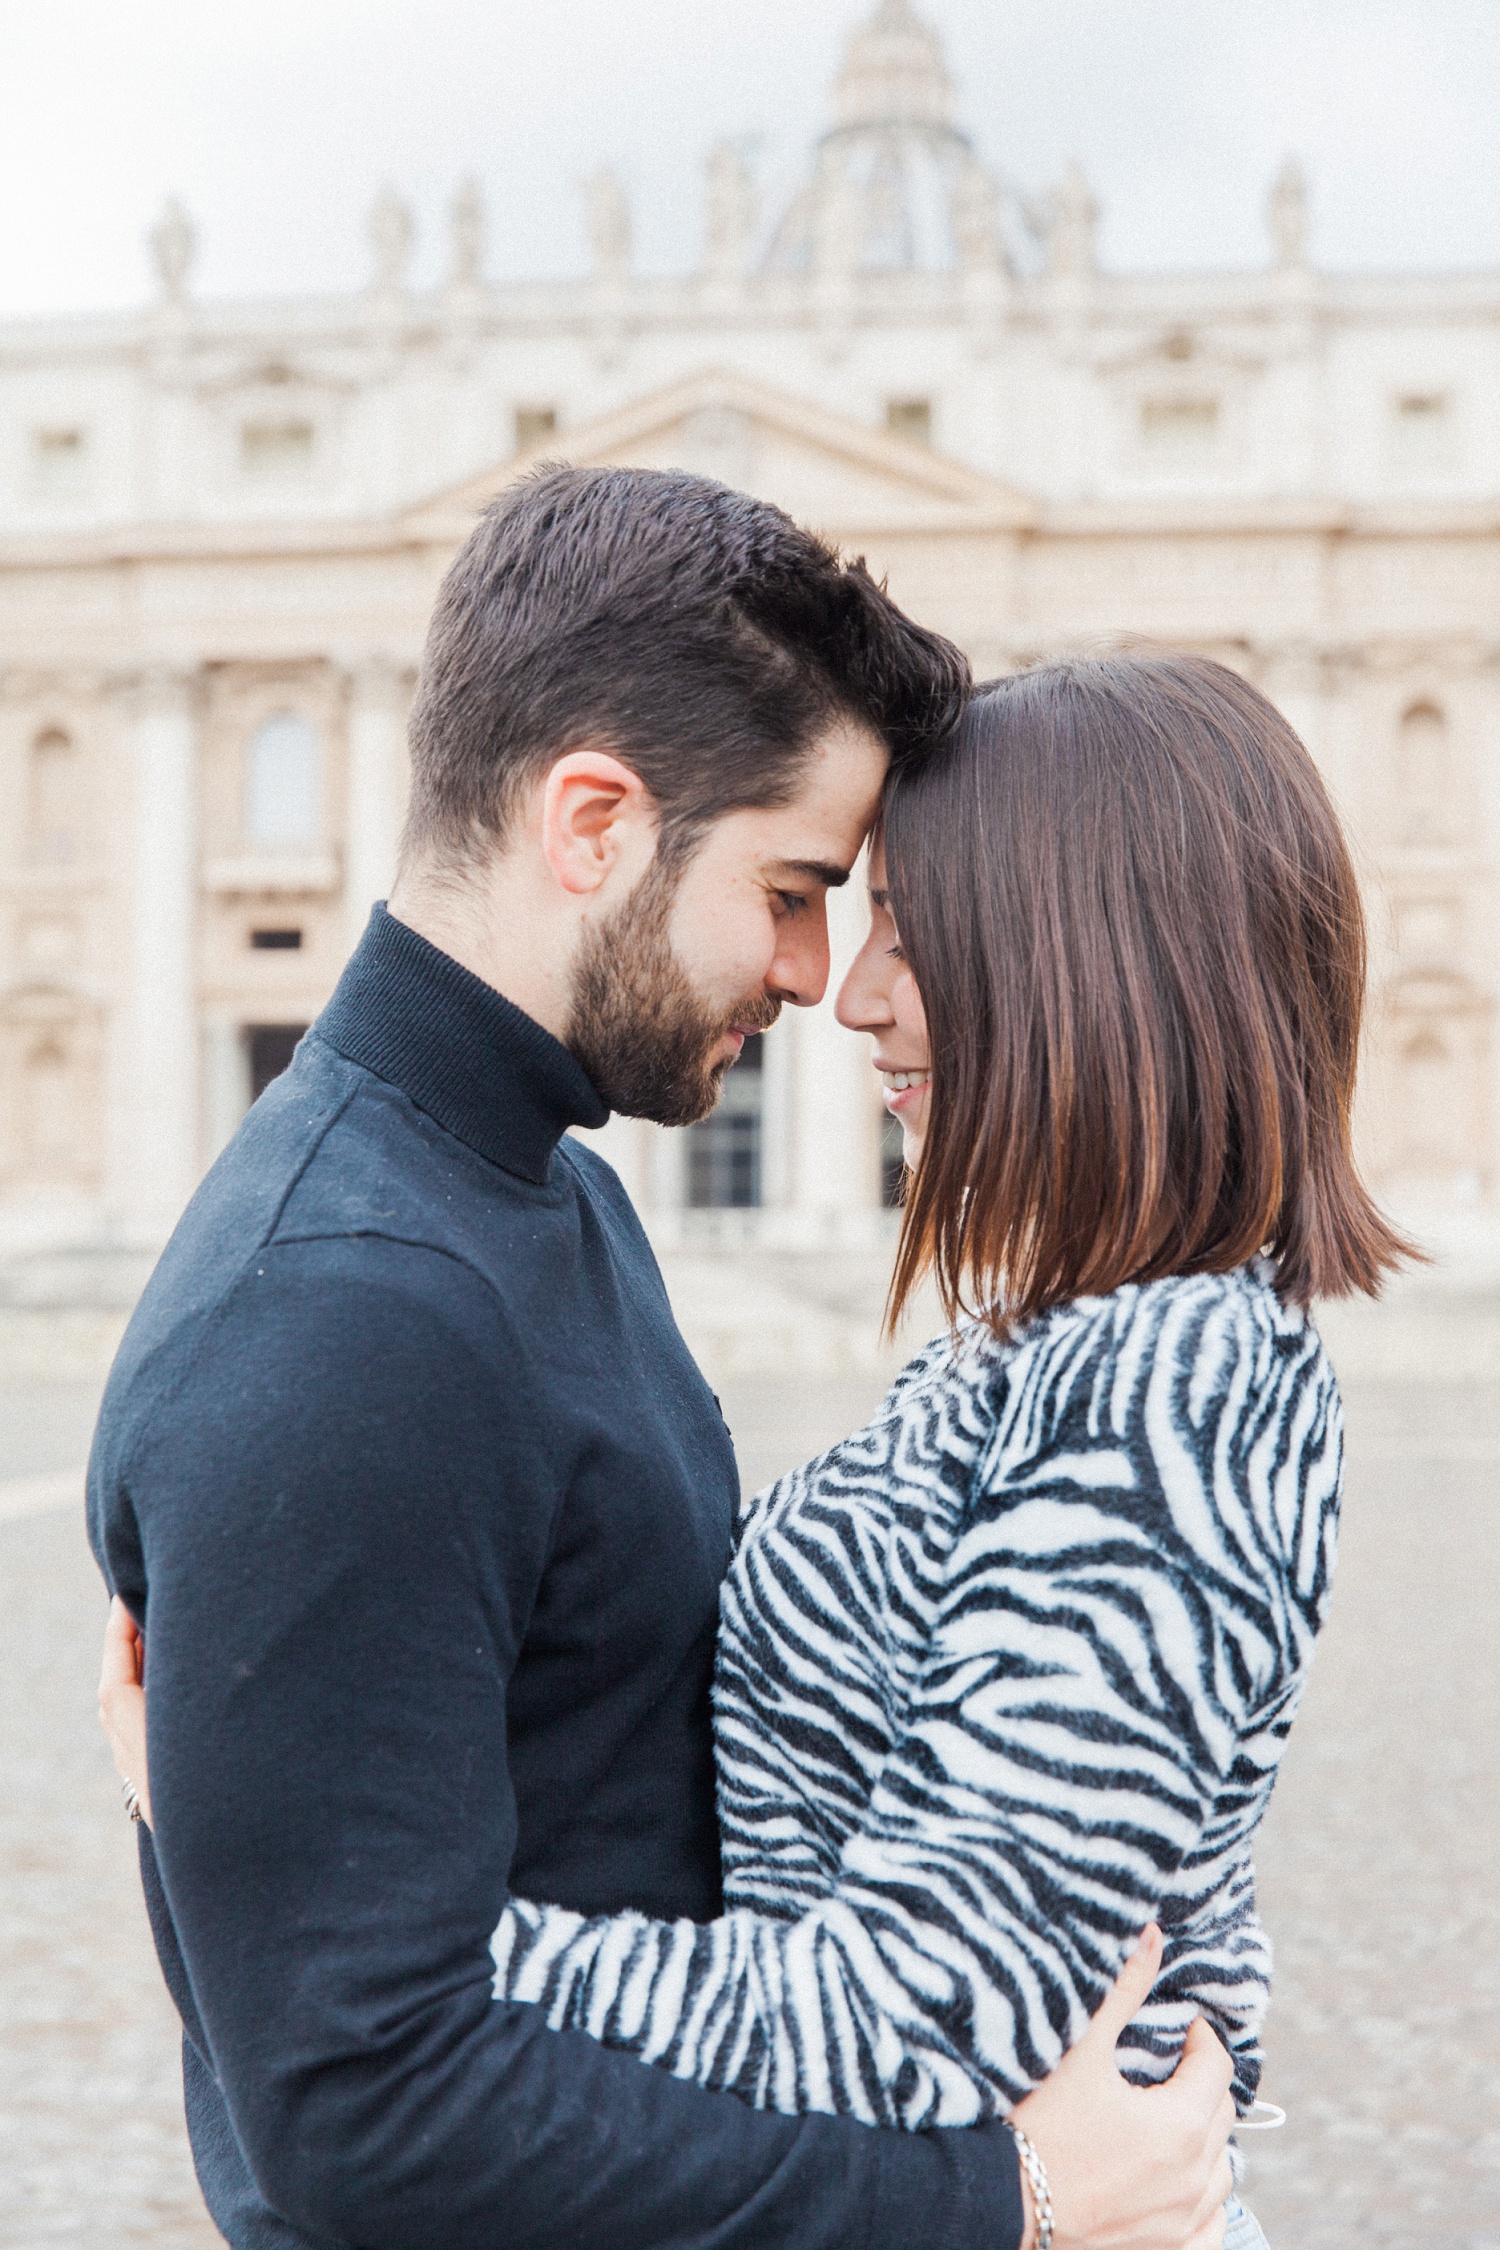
1094,331,1266,383
191,355,358,404
400,368,1036,543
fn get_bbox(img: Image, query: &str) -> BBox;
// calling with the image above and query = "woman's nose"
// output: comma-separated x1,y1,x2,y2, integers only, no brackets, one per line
835,935,895,1032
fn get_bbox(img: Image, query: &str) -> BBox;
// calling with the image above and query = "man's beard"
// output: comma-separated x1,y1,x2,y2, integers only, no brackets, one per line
565,858,780,1126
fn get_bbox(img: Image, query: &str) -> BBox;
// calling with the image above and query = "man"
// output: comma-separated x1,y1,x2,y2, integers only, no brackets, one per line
92,467,1233,2250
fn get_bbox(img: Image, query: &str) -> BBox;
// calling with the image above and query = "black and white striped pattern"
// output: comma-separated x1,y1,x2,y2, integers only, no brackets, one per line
492,1264,1341,2126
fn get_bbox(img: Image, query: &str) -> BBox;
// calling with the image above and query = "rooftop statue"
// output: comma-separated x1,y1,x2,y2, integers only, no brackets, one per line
585,169,632,279
1268,157,1310,271
449,176,487,289
1035,160,1100,280
951,152,1006,274
368,185,415,292
149,197,196,303
703,142,758,280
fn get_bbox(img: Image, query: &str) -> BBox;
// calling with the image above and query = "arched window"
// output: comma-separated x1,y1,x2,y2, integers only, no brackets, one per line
246,712,321,847
29,727,80,864
1396,701,1454,845
0,1000,99,1190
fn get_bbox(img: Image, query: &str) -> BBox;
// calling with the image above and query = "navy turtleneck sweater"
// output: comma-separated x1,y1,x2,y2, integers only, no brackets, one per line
89,906,1021,2250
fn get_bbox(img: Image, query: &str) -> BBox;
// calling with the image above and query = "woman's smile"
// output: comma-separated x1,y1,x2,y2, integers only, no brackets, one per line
876,1064,930,1113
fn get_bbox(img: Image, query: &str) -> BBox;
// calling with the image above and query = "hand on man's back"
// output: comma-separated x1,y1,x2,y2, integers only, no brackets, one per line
1010,1926,1235,2250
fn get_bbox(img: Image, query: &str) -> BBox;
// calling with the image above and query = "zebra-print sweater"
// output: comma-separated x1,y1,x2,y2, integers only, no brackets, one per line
492,1263,1341,2127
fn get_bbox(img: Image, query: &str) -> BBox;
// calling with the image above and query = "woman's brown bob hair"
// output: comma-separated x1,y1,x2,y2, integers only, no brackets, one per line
884,653,1412,1335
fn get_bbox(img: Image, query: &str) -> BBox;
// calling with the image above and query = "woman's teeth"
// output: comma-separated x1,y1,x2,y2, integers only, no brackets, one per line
880,1071,930,1092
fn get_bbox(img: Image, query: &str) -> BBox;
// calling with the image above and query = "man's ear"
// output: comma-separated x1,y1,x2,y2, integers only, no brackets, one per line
539,750,654,897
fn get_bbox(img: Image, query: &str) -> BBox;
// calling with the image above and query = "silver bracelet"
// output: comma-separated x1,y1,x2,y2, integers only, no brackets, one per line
121,1777,143,1824
1237,2100,1287,2131
1007,2124,1054,2250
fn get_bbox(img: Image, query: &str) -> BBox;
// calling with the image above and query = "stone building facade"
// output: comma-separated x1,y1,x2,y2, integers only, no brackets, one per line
2,0,1496,1364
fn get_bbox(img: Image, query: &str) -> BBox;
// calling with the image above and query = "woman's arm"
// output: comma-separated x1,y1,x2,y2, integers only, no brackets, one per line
494,1505,1235,2126
495,1281,1336,2126
99,1595,152,1826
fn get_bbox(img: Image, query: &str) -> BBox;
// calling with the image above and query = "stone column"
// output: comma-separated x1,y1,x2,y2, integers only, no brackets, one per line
201,1017,250,1165
121,667,199,1244
1263,642,1326,768
345,658,410,957
758,1017,795,1209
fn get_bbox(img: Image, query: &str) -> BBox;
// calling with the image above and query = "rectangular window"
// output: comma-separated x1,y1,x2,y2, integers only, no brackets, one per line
241,419,316,475
1392,392,1452,468
1139,396,1220,452
246,1023,309,1103
687,1033,763,1209
31,426,88,493
250,927,303,950
880,1109,906,1208
886,398,932,446
515,405,558,452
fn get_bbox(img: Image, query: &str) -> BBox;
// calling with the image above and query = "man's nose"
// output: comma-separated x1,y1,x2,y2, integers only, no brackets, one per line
769,915,831,1008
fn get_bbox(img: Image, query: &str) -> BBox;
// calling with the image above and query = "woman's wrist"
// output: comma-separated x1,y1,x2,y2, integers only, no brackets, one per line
1007,2123,1054,2250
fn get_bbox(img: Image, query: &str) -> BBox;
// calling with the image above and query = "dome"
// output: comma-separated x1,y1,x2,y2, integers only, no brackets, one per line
766,0,993,275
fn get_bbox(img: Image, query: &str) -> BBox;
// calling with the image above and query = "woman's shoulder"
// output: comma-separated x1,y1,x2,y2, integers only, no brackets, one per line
878,1325,977,1412
874,1320,1030,1450
875,1263,1324,1418
1013,1261,1330,1380
968,1261,1339,1478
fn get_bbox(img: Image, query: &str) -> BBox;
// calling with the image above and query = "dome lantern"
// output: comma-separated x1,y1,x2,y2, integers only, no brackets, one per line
831,0,956,134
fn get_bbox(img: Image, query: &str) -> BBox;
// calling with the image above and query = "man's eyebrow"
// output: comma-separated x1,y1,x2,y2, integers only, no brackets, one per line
766,857,852,889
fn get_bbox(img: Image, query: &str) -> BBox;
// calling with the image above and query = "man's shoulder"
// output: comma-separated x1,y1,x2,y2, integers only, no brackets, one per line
97,1046,514,1445
198,1032,558,1276
557,1130,641,1230
271,1037,545,1256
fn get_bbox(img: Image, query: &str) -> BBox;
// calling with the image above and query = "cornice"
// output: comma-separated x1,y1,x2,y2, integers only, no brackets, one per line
0,497,1493,576
4,262,1500,376
0,517,440,571
1035,498,1500,540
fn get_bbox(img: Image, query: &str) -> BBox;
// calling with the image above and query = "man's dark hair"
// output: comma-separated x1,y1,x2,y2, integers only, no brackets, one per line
402,464,970,867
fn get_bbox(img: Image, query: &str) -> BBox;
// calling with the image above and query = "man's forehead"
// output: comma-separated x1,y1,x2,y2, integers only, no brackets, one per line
773,720,886,837
803,715,890,783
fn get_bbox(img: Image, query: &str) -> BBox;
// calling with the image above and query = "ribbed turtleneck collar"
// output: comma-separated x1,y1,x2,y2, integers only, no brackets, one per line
313,905,608,1184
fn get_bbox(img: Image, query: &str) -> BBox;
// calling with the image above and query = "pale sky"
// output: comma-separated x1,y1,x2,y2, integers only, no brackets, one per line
1,0,1497,317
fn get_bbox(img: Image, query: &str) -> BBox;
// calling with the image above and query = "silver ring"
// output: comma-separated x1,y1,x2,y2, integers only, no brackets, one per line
121,1778,142,1824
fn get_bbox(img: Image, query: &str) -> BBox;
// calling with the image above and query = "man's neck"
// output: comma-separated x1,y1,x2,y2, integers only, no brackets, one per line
386,862,574,1043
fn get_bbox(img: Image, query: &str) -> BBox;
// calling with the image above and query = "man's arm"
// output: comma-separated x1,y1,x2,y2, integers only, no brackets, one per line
97,1234,1021,2250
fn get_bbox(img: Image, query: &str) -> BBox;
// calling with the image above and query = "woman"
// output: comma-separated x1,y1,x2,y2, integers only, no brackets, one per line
104,654,1406,2248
